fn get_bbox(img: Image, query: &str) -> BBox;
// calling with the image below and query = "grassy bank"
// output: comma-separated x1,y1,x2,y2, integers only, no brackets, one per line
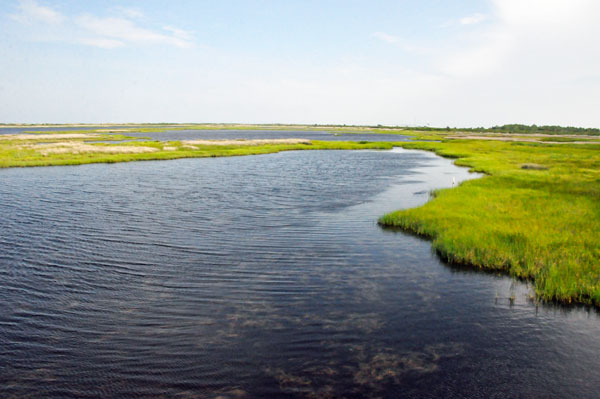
3,126,599,306
380,138,600,306
0,138,401,168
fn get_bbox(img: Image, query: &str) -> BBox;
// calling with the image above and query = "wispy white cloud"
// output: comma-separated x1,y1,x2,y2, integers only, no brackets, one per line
112,6,144,20
163,26,194,41
76,15,192,48
10,0,192,49
459,13,488,25
77,37,124,49
10,0,64,25
4,0,600,127
371,31,399,44
370,31,432,56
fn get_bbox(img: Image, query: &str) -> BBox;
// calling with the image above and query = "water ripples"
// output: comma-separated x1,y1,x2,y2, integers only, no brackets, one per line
1,149,600,398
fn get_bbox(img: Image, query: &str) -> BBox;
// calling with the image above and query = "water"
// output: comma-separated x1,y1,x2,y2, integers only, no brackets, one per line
0,126,409,142
110,129,409,142
0,125,146,135
1,149,599,398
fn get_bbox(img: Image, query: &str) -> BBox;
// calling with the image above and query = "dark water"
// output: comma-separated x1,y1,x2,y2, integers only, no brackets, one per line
1,149,599,399
113,129,409,142
0,126,408,142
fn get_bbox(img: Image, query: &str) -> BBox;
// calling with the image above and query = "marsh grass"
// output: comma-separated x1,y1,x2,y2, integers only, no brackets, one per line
3,127,599,306
380,138,600,306
0,139,401,168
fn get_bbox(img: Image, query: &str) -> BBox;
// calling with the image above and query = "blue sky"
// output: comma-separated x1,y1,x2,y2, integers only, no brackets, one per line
1,0,599,127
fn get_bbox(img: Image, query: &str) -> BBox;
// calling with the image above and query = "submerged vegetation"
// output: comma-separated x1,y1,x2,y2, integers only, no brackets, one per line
1,125,599,307
381,138,600,306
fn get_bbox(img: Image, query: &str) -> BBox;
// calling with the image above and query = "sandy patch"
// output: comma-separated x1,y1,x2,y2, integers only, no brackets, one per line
183,138,311,146
0,133,100,141
28,141,158,155
162,146,177,151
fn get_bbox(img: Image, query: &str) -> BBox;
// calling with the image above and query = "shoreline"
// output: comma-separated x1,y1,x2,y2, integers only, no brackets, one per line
0,139,402,169
379,139,600,307
1,128,598,307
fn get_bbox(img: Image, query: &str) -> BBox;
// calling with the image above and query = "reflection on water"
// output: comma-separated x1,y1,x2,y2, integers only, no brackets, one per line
1,148,599,398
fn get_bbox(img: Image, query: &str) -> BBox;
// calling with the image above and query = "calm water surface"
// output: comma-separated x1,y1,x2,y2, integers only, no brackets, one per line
0,126,144,134
0,126,409,142
1,149,599,398
112,129,410,142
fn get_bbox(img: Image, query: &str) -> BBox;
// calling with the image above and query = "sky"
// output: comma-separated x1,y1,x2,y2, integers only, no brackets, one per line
1,0,599,127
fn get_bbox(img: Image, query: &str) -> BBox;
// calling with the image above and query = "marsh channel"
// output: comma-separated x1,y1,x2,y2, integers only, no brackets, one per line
1,131,599,398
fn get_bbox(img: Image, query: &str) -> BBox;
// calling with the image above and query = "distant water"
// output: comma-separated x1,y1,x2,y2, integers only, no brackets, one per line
0,125,141,134
0,126,409,142
1,148,599,398
108,129,410,142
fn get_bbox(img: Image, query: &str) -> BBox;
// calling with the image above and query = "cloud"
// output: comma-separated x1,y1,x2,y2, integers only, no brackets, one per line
494,0,594,29
371,31,399,44
76,15,192,48
112,6,144,20
4,0,600,127
459,13,488,25
433,0,600,126
370,31,432,56
441,0,600,77
10,0,64,25
163,26,193,41
77,37,124,49
439,31,514,78
9,0,192,49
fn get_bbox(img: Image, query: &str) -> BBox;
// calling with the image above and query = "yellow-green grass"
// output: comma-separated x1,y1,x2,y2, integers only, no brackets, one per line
380,138,600,306
4,128,599,306
0,139,402,168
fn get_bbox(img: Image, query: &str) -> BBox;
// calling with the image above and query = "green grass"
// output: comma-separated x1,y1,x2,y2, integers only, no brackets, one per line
8,122,600,135
0,139,402,168
3,127,599,306
379,139,600,306
538,136,599,142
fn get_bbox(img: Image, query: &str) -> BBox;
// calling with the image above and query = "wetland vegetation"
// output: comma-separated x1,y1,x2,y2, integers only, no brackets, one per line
380,138,600,306
1,124,599,308
2,124,600,398
0,131,403,168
